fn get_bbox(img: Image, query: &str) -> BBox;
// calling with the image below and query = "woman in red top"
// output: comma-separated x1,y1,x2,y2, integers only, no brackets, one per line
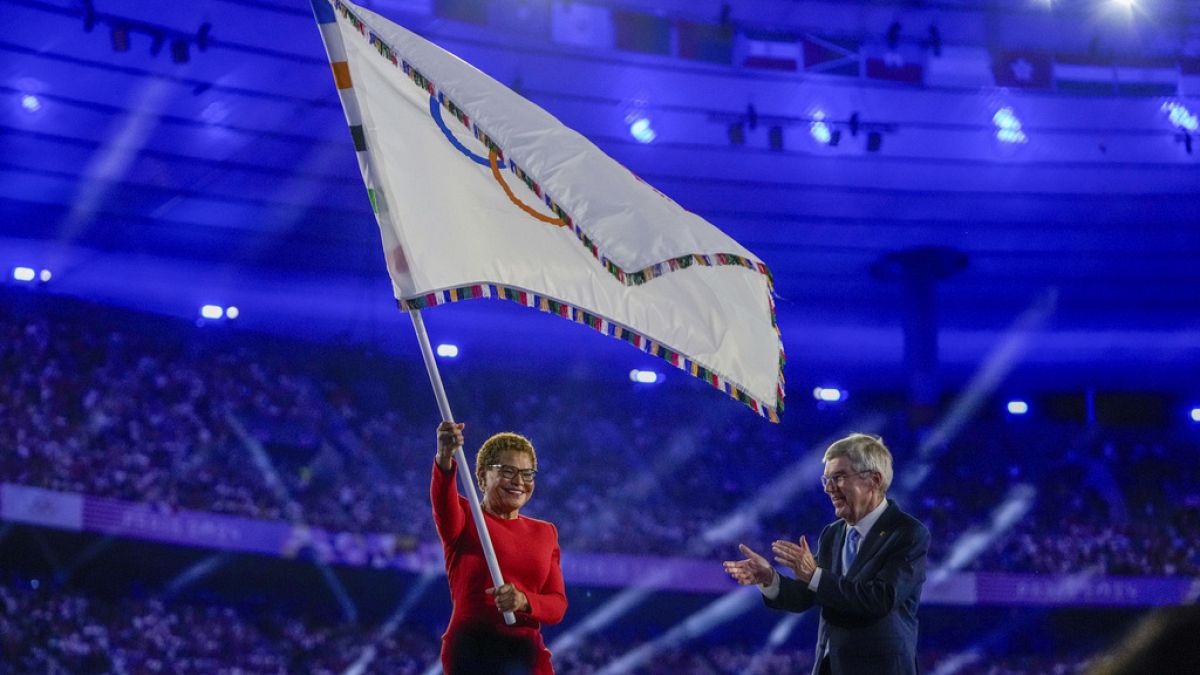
433,422,567,674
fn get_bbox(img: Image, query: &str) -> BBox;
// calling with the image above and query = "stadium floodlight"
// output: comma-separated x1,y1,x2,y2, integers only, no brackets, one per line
629,369,660,384
1006,400,1029,415
996,128,1027,144
39,269,52,282
224,306,239,319
993,108,1020,129
12,266,36,282
993,107,1028,144
813,386,844,402
1190,408,1200,423
809,111,832,144
628,117,656,144
200,305,224,319
1163,102,1199,132
435,343,459,358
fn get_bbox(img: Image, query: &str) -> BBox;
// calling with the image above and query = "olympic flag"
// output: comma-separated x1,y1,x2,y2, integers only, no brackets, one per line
311,0,784,420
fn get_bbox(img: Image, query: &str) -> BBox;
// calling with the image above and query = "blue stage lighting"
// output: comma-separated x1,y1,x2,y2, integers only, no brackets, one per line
21,94,41,113
200,305,224,319
224,306,239,319
435,343,459,358
12,266,36,282
1163,102,1199,132
996,128,1028,144
1190,408,1200,423
809,111,832,144
813,386,844,402
1006,400,1029,415
993,108,1019,129
993,107,1028,144
629,369,660,384
629,117,656,144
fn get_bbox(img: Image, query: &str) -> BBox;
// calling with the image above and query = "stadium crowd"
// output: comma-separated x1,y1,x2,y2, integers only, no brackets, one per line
1,295,1198,577
0,575,437,674
1,575,1102,674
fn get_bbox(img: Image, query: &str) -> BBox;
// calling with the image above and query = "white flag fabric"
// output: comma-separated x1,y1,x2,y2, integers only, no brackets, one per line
312,0,785,420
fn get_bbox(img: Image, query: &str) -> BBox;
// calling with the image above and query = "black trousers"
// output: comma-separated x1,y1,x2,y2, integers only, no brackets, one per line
445,626,536,675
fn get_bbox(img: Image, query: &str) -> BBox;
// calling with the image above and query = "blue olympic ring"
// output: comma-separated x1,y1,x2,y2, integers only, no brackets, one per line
429,94,505,168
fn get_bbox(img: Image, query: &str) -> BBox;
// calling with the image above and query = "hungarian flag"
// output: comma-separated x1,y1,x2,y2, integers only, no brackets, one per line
1114,57,1179,97
1053,54,1116,95
310,0,785,420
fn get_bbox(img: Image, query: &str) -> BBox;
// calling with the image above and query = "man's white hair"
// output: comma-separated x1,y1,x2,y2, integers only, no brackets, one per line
823,433,893,494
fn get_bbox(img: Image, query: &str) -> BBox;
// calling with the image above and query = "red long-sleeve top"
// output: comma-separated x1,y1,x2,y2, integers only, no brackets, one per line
431,460,567,673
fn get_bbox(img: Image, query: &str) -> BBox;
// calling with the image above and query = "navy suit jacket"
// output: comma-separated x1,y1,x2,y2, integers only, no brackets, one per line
765,499,929,675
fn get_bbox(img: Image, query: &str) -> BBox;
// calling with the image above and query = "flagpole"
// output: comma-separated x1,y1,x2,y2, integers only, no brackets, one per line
411,310,516,626
309,0,514,626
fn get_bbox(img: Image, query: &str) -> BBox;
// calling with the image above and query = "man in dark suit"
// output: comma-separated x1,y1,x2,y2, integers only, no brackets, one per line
724,433,929,675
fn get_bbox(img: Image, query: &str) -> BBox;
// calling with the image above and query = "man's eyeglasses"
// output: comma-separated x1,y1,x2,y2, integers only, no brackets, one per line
489,464,537,482
820,470,873,489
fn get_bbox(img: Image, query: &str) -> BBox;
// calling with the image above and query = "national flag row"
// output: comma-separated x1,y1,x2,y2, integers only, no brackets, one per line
989,51,1200,96
429,0,1200,96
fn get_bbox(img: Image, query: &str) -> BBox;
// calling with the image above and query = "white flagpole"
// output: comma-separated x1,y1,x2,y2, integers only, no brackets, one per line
410,310,516,626
310,0,514,627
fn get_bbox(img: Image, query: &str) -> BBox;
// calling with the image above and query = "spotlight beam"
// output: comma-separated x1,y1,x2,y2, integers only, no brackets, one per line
594,587,762,674
56,535,117,585
55,78,174,274
744,613,808,674
163,553,230,598
343,571,440,675
225,413,360,622
900,288,1058,494
317,563,359,622
225,413,305,518
31,529,65,575
926,484,1037,587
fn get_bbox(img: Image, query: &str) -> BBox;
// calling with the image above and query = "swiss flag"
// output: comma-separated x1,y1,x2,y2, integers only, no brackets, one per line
993,51,1053,88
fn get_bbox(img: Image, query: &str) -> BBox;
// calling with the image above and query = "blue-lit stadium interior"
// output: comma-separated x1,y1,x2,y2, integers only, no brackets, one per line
2,0,1199,672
